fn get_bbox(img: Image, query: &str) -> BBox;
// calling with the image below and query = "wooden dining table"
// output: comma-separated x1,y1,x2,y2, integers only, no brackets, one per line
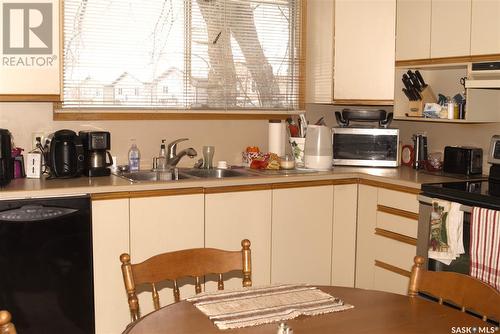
122,286,490,334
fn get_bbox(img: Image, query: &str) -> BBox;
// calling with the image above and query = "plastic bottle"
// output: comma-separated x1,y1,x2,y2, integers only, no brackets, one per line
447,96,455,120
128,139,141,171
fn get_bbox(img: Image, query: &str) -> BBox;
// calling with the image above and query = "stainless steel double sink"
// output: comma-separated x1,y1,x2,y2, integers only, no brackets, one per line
115,168,258,182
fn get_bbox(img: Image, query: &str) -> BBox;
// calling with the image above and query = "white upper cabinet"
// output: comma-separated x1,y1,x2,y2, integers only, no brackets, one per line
333,0,396,102
470,0,500,55
0,0,61,98
431,0,472,58
396,0,432,60
306,0,396,104
305,0,334,104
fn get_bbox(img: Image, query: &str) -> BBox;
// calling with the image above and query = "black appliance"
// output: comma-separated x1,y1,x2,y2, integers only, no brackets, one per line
334,109,393,128
46,129,85,178
0,195,94,334
0,129,13,187
443,146,483,176
79,131,113,177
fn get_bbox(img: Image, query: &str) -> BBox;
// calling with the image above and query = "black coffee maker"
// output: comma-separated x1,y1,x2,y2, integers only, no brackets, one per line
0,129,13,187
79,131,113,177
46,129,85,178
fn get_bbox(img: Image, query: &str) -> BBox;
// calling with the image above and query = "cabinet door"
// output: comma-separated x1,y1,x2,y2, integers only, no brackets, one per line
431,0,472,58
305,0,334,103
331,184,357,287
395,0,432,60
334,0,396,102
92,198,130,334
271,185,333,285
205,189,272,289
355,185,378,289
129,193,204,315
470,0,500,55
0,0,60,98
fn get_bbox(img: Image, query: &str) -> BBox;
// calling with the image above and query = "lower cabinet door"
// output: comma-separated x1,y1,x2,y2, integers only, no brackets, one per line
92,198,130,334
271,185,334,285
129,193,204,316
205,189,272,290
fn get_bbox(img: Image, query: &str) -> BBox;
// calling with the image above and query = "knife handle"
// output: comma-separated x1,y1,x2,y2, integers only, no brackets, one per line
415,70,428,87
407,70,422,91
402,88,413,101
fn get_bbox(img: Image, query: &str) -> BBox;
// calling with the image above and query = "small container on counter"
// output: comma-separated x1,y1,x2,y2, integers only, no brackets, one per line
217,161,228,169
279,155,295,170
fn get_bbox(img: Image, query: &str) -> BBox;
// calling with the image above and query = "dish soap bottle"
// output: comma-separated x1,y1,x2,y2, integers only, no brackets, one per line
128,139,141,171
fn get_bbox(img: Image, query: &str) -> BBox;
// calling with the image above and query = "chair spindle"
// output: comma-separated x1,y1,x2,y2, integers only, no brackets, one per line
173,280,180,303
152,283,160,310
195,276,202,294
218,273,224,290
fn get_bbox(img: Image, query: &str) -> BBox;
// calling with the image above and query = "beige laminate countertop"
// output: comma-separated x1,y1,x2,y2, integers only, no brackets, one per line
0,166,464,200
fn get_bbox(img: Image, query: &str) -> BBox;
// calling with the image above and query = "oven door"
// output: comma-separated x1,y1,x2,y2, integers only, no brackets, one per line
417,195,470,275
332,128,399,167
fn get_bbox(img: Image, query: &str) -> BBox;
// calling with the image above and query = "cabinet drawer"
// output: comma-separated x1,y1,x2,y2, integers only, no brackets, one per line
373,265,410,295
376,211,417,238
374,233,416,271
377,188,418,213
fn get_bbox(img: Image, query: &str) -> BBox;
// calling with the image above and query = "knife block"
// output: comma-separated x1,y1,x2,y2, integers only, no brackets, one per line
407,86,437,117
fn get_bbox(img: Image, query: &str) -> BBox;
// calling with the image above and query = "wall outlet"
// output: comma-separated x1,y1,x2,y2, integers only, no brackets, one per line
31,132,46,150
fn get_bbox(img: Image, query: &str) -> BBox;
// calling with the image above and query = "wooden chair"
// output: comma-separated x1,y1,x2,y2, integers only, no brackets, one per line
0,311,17,334
120,239,252,322
408,256,500,322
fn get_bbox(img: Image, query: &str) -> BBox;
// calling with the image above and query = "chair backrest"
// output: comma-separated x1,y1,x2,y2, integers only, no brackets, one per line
0,311,17,334
120,239,252,321
408,256,500,322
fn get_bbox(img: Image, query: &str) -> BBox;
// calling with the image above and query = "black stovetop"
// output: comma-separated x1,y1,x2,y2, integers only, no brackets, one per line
421,179,500,210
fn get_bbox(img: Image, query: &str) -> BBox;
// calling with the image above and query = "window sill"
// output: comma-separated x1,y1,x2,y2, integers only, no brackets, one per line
53,106,303,121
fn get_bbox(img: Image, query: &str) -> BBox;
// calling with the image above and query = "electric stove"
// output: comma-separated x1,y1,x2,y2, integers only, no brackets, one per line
421,179,500,211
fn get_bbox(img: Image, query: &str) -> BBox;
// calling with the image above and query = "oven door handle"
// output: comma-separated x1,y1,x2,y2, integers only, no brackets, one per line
418,195,472,213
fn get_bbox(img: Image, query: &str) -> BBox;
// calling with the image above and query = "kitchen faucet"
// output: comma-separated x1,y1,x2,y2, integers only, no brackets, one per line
166,138,197,167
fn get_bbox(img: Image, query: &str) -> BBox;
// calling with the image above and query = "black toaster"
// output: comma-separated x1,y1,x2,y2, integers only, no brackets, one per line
443,146,483,176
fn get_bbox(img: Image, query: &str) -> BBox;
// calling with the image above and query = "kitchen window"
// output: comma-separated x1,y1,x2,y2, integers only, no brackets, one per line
60,0,304,115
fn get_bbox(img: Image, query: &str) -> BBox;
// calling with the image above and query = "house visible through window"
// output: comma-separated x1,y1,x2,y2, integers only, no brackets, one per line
63,0,303,111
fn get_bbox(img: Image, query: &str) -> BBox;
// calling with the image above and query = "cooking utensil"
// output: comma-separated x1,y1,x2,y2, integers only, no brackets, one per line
299,114,307,137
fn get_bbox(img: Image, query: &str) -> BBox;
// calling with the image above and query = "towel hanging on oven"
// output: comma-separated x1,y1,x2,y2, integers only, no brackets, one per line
470,207,500,291
428,199,465,265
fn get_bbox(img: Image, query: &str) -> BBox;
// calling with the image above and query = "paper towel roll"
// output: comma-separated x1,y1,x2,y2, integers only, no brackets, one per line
268,120,285,156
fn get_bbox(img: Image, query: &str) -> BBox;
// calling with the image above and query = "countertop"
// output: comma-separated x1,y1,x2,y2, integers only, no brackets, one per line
0,166,463,200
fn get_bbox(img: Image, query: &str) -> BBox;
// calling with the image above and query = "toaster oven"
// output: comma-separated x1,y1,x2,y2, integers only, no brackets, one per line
443,146,482,176
332,127,399,167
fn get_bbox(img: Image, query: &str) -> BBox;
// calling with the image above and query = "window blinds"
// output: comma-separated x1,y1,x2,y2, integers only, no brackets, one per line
63,0,303,111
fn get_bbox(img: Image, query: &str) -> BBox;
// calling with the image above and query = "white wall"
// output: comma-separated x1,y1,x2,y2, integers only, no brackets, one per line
0,103,269,168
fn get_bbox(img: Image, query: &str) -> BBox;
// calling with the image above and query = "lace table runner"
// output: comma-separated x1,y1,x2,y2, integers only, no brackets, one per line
187,284,354,330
